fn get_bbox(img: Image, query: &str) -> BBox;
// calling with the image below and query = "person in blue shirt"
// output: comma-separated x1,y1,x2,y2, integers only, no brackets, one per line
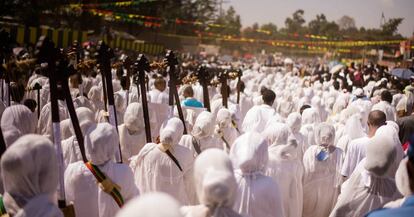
181,85,203,108
366,155,414,217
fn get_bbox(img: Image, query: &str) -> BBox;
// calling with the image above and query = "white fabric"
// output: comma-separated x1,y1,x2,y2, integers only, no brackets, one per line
264,123,303,217
395,158,414,197
286,112,305,158
61,107,95,168
60,119,73,140
299,108,321,153
340,137,370,177
181,149,241,217
116,192,183,217
302,123,343,217
181,111,222,157
372,100,397,122
242,105,275,133
149,89,169,104
129,118,194,205
119,103,146,163
230,132,284,217
336,114,366,154
329,133,401,217
38,100,69,141
1,105,36,147
215,108,238,152
65,123,139,217
1,134,63,217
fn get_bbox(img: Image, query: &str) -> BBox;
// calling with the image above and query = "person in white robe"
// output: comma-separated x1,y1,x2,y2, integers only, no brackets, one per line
65,123,139,217
299,108,321,153
329,131,402,217
215,108,238,152
302,123,343,217
230,132,284,217
1,134,63,217
130,117,194,205
286,112,305,159
371,90,397,122
341,110,386,178
38,100,69,140
118,102,146,164
264,123,303,217
116,192,183,217
61,107,95,168
181,149,242,217
180,111,221,157
149,77,169,104
0,105,37,147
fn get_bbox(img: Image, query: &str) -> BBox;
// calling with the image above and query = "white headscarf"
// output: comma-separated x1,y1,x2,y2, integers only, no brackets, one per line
230,132,284,217
286,112,301,134
116,193,183,217
1,134,62,217
123,102,145,133
192,111,215,139
182,149,241,217
85,123,118,165
1,105,36,147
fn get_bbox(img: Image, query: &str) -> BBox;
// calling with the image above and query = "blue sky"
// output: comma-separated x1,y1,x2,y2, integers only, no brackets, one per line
225,0,414,37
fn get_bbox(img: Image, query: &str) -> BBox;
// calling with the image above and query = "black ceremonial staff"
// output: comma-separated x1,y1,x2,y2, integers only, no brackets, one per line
132,54,152,143
34,36,76,216
164,50,188,134
236,69,243,104
196,65,212,112
218,70,229,108
96,41,123,163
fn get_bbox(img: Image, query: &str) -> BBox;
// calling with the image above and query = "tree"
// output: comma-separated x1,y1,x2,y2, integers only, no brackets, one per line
308,14,339,37
338,15,356,30
381,18,404,35
285,9,305,33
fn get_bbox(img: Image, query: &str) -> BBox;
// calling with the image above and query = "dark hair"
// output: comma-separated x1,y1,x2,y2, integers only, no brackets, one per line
368,110,386,127
262,89,276,105
300,104,311,115
183,85,194,97
333,81,340,90
381,90,392,104
23,99,37,112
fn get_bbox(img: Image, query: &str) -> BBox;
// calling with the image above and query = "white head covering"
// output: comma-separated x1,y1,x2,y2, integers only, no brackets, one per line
264,123,289,147
187,149,240,217
160,117,184,147
116,192,182,217
301,108,320,125
343,114,366,140
88,85,102,102
286,112,301,134
364,133,396,176
216,108,232,129
1,134,62,217
314,123,335,147
85,123,118,165
192,111,215,138
1,105,36,147
123,102,144,133
60,119,73,140
395,158,414,196
230,132,268,174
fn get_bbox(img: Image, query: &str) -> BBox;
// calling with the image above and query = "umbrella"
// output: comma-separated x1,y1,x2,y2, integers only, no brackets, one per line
391,68,414,80
330,64,345,74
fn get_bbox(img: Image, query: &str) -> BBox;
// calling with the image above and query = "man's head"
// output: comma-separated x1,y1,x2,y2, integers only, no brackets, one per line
381,90,392,104
183,85,194,98
154,77,166,92
262,89,276,106
299,104,311,115
367,110,386,137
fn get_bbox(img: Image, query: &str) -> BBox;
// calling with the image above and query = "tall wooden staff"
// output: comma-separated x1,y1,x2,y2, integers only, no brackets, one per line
133,54,152,142
236,69,243,104
218,70,229,108
196,65,211,112
35,36,75,216
96,41,122,163
164,50,187,134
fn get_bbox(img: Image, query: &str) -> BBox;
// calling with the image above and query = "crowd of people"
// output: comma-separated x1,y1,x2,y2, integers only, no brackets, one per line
1,39,414,217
